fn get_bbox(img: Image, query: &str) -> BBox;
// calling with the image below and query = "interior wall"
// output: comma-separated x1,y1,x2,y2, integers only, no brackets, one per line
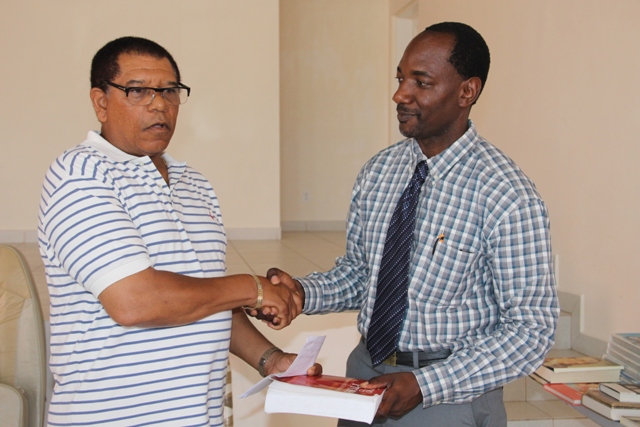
419,0,640,342
279,0,389,229
0,0,281,241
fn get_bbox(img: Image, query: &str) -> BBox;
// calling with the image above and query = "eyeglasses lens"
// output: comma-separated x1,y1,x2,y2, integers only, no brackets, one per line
126,88,189,105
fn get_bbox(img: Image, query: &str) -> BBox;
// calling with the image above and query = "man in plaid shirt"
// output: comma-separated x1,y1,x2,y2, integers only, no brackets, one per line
263,22,558,426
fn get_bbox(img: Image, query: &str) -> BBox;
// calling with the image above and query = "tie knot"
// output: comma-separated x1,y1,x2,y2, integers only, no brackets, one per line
415,161,428,183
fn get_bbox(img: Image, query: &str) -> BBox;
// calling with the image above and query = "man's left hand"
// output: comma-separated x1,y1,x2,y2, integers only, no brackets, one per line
361,372,423,419
264,351,323,377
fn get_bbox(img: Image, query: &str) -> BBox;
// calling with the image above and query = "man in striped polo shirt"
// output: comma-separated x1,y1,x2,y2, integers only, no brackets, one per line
38,36,316,426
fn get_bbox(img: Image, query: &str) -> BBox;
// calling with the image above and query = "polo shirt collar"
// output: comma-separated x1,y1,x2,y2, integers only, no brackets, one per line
82,130,185,167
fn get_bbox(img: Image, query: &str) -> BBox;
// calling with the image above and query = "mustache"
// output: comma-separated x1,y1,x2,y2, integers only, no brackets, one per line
145,120,171,130
396,105,419,115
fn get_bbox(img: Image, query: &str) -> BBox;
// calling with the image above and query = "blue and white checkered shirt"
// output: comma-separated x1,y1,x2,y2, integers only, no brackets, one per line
299,121,558,407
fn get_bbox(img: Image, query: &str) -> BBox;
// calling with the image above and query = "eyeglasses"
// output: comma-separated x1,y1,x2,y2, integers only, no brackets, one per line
103,81,191,105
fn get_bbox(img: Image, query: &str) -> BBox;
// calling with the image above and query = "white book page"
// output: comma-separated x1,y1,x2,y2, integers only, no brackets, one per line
240,335,326,398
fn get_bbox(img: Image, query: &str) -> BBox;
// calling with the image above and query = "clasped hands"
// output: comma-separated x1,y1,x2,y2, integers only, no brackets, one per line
246,268,303,329
246,269,424,419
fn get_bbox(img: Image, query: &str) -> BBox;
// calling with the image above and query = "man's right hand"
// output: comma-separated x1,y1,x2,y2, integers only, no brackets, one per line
257,274,301,329
246,268,305,327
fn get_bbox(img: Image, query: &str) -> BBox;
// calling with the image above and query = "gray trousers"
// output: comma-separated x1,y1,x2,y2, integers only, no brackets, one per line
337,339,507,427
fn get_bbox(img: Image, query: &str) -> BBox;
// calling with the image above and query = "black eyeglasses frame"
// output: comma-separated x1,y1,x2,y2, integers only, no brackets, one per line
102,80,191,105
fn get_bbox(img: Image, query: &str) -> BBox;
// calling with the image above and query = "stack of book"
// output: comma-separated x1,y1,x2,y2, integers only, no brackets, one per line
531,355,622,406
604,333,640,383
533,355,623,384
581,383,640,421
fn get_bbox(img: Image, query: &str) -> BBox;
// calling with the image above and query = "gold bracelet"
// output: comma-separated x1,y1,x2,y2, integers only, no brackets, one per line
258,346,281,377
244,274,263,310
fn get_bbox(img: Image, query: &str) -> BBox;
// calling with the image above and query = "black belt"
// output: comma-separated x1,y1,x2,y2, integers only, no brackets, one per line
362,337,451,368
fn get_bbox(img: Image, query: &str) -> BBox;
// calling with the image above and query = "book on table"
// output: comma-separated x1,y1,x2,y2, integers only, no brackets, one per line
620,415,640,427
611,333,640,356
543,382,599,405
529,371,549,385
264,374,385,424
581,390,640,421
609,339,640,370
608,343,640,376
623,371,640,384
534,356,623,383
604,353,640,383
599,383,640,403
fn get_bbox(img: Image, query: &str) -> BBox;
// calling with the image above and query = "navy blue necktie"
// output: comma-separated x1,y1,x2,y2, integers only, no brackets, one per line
367,161,428,366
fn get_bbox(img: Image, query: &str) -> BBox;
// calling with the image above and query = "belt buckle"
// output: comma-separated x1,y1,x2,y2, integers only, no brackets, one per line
382,352,397,366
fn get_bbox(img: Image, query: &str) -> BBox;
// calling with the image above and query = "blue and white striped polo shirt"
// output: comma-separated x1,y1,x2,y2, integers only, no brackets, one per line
38,131,231,426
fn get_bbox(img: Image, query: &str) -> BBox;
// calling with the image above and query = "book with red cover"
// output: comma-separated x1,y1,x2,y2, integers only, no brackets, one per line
265,374,385,423
543,382,599,405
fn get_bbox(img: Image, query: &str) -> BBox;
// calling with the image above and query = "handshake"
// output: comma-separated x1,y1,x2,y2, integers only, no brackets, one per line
244,268,304,329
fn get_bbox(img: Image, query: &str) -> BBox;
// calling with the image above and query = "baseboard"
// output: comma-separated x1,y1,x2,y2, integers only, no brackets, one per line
281,220,346,232
0,228,282,242
225,227,282,240
0,230,38,243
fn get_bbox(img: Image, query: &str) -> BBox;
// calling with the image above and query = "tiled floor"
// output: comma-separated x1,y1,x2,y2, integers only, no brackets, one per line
226,231,348,277
8,232,601,426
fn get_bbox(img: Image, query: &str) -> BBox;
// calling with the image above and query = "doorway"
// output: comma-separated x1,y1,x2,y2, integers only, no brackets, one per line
389,1,419,145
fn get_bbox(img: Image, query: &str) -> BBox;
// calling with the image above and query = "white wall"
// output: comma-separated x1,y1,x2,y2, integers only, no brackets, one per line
279,0,389,230
419,0,640,342
0,0,282,240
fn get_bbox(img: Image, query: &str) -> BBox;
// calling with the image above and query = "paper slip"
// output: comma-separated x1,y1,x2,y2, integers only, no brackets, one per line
240,335,326,398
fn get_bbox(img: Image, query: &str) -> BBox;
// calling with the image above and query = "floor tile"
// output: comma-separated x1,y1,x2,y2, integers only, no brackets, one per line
505,376,526,402
553,419,600,427
506,401,552,421
507,420,553,427
529,400,586,419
